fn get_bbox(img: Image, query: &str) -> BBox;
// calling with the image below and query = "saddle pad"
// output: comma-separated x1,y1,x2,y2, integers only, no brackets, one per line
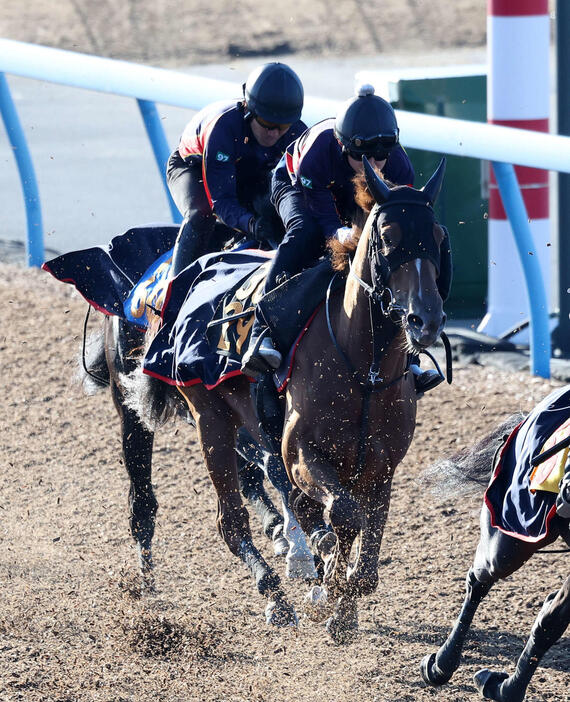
484,384,570,542
143,250,273,388
257,258,344,354
529,417,570,493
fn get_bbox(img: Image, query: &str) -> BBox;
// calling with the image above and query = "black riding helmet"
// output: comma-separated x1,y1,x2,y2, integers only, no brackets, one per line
244,63,304,125
335,84,399,160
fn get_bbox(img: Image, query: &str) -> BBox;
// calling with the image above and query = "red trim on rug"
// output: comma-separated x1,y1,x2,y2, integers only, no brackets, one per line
483,421,558,543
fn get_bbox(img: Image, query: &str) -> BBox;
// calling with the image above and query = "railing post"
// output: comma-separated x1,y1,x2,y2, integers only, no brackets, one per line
136,98,182,224
491,161,550,378
0,71,44,266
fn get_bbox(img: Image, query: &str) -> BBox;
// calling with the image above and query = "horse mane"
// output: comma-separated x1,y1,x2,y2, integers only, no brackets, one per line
327,169,392,272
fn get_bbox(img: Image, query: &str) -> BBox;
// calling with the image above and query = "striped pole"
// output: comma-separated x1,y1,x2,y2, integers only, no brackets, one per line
478,0,551,339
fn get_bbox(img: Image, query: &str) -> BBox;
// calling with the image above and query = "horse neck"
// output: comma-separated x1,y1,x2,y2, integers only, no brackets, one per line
336,222,406,378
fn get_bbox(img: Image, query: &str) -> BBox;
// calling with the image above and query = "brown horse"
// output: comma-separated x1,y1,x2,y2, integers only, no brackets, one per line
134,157,450,632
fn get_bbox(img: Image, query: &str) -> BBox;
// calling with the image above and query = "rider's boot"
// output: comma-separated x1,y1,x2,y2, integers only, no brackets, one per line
410,356,444,396
170,220,202,277
241,323,282,377
555,463,570,518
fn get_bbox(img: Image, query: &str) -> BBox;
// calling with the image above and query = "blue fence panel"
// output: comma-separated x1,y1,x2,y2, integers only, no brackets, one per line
0,71,44,266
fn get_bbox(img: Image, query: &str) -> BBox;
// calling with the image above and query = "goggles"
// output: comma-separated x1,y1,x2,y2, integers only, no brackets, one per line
255,116,292,132
347,132,399,161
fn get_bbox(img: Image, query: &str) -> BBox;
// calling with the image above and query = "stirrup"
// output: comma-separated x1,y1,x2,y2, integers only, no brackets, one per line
411,365,444,396
241,331,281,377
556,475,570,518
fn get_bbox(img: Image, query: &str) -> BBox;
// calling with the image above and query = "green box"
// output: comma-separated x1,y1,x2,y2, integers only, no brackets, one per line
388,71,488,319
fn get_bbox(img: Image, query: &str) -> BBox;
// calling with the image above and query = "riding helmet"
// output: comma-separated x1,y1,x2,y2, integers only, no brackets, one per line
334,84,399,160
244,63,304,124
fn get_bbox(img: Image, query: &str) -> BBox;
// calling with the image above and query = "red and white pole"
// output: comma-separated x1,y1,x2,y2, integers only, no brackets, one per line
478,0,550,339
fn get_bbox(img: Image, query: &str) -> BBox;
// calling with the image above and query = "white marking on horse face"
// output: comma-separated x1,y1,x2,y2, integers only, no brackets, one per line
415,259,423,302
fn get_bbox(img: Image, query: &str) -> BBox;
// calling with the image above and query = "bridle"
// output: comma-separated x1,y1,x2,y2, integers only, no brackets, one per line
325,199,451,486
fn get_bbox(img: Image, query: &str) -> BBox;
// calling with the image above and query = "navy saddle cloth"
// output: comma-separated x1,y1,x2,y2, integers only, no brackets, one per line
143,254,344,388
484,384,570,542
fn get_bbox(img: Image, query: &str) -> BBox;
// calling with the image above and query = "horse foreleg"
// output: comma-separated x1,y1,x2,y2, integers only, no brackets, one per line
421,567,493,686
111,380,157,591
263,453,317,579
421,505,537,687
180,389,297,627
237,455,288,556
286,442,361,638
473,575,570,702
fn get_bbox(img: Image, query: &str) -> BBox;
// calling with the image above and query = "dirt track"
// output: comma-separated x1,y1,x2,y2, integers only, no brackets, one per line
1,2,567,700
0,263,568,702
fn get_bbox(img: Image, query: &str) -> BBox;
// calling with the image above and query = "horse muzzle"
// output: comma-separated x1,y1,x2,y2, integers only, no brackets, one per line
404,308,446,350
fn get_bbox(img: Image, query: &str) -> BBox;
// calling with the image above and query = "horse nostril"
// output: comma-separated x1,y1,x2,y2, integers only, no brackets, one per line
407,313,423,330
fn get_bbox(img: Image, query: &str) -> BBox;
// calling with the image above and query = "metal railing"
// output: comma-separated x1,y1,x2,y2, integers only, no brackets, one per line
2,38,570,377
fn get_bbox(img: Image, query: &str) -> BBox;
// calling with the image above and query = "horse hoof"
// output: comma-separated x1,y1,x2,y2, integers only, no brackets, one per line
420,653,453,686
325,614,358,644
473,669,510,701
265,598,298,627
286,554,318,580
272,534,290,557
302,585,331,622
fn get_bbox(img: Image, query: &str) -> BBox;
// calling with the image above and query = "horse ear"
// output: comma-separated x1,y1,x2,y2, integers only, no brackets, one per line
422,158,446,205
363,156,391,204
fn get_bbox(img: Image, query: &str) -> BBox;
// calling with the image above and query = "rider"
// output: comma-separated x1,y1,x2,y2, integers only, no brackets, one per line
241,84,443,395
166,62,306,277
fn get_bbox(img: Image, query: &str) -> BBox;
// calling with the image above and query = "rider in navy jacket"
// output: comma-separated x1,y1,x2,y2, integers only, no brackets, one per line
242,86,412,368
242,85,444,395
167,63,306,276
279,116,414,241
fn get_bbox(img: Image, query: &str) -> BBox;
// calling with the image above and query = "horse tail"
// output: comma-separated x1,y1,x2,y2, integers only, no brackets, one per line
75,321,110,395
120,367,182,432
119,311,184,432
420,412,525,499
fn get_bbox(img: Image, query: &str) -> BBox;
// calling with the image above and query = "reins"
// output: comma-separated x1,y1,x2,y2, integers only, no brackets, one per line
325,268,410,489
325,199,452,487
82,305,110,387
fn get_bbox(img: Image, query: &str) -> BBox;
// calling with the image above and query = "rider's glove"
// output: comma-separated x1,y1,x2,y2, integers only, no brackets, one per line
555,472,570,518
335,226,353,244
248,216,271,242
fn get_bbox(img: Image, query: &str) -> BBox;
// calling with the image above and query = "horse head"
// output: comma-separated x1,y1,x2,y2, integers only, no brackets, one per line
362,157,450,351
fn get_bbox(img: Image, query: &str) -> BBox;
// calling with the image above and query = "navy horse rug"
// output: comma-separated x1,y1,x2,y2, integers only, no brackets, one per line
42,223,179,326
143,255,343,389
485,384,570,542
43,223,342,390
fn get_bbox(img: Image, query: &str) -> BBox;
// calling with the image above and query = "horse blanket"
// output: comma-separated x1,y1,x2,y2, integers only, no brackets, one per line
142,255,343,389
484,384,570,542
43,223,342,389
42,223,179,324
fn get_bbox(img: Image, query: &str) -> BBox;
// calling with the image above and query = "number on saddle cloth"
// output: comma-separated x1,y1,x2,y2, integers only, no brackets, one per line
207,262,270,361
124,248,173,328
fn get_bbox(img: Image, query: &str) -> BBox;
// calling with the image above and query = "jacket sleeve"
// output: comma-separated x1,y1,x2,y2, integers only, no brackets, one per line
202,116,254,234
295,145,343,240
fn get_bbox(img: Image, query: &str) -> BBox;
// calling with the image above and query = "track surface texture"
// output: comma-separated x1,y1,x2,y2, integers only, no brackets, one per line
1,2,566,700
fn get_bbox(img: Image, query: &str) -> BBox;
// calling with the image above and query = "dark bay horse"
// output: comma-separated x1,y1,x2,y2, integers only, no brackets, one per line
420,389,570,701
136,158,450,634
78,313,315,594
